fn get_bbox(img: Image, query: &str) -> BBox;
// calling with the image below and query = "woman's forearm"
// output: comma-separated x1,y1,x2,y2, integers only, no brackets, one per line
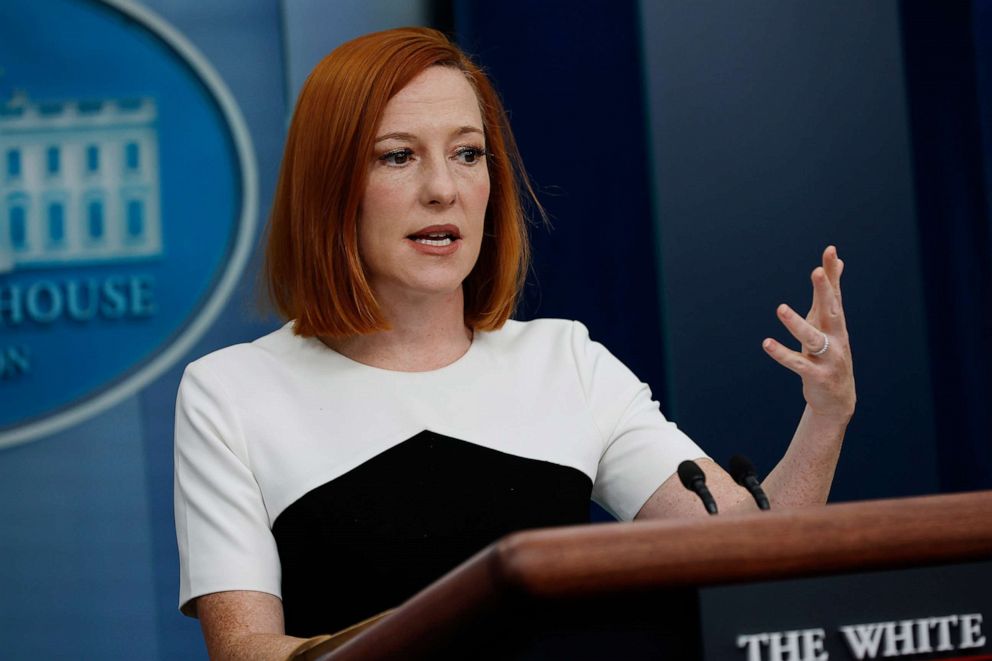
761,404,850,508
198,591,310,661
206,633,307,661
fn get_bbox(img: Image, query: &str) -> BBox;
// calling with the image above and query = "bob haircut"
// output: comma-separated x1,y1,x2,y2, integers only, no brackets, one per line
265,27,540,337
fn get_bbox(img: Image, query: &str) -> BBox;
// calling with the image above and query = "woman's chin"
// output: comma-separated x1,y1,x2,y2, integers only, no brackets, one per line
373,277,467,303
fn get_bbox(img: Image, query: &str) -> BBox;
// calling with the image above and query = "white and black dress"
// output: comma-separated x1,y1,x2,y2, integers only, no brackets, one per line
174,318,705,636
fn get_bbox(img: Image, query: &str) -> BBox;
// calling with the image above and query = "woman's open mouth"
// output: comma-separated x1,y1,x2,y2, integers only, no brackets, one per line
406,225,462,251
410,232,457,247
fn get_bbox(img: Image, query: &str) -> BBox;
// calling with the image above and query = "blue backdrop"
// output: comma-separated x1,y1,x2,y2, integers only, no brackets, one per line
0,1,989,658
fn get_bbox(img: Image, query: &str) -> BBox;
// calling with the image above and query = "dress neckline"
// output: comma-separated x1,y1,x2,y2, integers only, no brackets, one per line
296,323,482,377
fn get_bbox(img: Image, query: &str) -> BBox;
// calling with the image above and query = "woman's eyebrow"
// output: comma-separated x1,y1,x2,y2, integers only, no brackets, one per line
374,131,416,143
454,125,484,138
374,126,483,143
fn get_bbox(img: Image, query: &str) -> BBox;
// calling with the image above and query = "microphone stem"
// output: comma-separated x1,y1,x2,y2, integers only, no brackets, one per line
744,476,771,510
697,484,719,515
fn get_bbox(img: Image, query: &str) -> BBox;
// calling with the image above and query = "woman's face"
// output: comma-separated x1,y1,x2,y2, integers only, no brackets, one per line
359,66,490,305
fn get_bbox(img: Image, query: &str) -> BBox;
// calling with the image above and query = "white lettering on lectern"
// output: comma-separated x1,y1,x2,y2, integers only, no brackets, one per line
737,628,827,661
839,613,985,659
736,613,986,660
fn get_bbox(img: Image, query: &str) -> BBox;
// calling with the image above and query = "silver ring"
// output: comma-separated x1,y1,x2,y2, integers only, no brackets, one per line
811,332,829,356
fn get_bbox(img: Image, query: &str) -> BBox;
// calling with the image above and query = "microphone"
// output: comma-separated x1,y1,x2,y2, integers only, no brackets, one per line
729,454,771,511
678,460,718,515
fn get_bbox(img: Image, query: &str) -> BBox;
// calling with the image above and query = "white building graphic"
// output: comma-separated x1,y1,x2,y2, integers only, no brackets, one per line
0,92,162,273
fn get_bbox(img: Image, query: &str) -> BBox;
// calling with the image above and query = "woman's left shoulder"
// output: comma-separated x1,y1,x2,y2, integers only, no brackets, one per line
480,319,601,373
488,317,584,344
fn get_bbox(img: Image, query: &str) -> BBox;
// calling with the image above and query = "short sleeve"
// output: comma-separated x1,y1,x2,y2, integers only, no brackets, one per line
174,361,282,616
570,321,707,521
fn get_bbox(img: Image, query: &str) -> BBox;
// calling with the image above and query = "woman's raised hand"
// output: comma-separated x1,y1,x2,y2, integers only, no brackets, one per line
762,246,856,423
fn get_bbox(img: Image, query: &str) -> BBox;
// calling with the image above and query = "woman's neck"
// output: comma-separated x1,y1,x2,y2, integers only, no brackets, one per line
320,287,473,372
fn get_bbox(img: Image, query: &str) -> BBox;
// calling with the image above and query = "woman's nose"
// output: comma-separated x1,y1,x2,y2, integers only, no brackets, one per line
420,158,457,207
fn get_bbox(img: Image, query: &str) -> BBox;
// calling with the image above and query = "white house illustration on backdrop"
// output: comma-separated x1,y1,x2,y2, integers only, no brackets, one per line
0,92,162,274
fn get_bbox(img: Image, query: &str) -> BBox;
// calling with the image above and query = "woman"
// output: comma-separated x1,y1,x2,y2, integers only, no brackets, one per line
174,27,855,660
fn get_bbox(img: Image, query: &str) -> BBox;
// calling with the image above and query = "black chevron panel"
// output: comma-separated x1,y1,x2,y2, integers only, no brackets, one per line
272,430,593,637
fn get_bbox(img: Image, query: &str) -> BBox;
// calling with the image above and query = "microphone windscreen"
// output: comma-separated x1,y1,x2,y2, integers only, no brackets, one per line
729,454,757,486
678,460,705,489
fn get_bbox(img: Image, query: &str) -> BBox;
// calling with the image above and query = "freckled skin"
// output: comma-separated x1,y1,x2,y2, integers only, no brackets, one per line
637,246,855,518
359,66,490,307
198,591,304,659
195,68,496,657
195,70,856,661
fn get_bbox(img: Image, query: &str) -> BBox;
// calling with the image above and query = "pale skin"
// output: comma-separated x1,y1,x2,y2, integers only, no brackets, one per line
197,67,856,659
635,245,855,518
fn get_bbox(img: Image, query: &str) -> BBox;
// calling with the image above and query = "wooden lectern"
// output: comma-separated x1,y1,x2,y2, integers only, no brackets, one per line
301,491,992,660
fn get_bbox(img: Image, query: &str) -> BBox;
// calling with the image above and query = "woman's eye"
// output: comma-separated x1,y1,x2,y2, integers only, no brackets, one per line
379,149,413,166
454,147,487,164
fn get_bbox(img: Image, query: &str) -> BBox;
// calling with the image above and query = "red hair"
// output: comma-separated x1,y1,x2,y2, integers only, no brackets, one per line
265,27,539,337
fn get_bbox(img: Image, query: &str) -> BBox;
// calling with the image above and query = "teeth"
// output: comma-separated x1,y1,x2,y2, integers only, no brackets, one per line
414,237,453,247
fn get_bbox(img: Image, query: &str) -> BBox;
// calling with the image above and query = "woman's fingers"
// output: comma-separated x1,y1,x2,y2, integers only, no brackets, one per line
811,265,845,331
778,303,829,354
820,246,845,315
823,245,844,294
808,247,846,326
762,337,812,376
766,246,856,423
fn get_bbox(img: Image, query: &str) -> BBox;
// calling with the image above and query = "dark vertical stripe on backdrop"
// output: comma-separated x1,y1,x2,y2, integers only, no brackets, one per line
449,1,670,415
900,1,992,491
